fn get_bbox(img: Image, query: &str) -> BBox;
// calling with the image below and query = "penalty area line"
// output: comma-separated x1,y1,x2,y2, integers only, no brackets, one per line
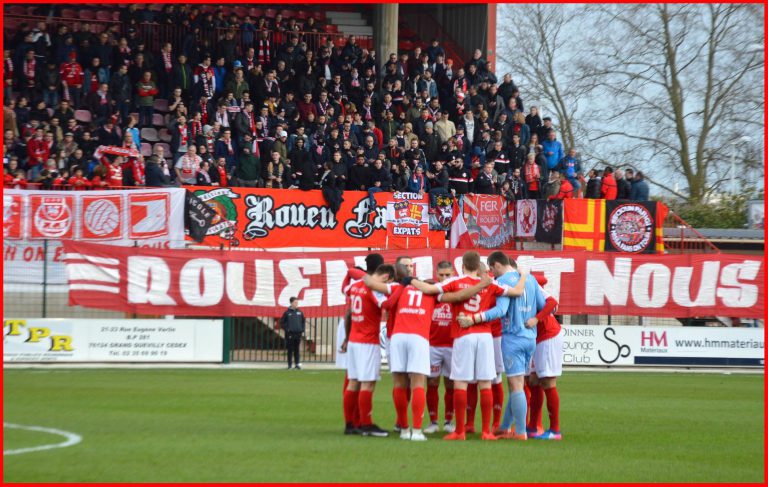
3,422,82,455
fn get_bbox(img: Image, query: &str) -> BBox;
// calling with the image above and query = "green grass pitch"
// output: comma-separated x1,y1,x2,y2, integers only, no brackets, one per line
3,368,764,483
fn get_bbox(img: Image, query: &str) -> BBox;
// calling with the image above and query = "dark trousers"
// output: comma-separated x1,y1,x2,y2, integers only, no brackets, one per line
286,333,301,367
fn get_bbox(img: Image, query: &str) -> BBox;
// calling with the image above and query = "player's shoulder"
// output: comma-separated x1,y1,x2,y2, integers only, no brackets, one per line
344,278,364,293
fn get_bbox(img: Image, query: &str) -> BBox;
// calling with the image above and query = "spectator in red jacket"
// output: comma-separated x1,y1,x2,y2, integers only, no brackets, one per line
600,166,618,200
59,51,84,109
550,172,574,199
68,167,91,190
26,128,49,180
106,156,125,187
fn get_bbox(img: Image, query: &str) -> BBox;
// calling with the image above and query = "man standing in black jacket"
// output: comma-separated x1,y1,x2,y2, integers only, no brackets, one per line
616,169,632,199
280,297,306,370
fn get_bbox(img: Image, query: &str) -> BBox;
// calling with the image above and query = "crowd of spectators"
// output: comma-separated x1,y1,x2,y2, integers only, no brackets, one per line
3,4,651,209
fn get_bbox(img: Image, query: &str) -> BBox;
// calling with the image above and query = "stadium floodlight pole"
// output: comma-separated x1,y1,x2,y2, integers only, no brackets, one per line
730,136,752,195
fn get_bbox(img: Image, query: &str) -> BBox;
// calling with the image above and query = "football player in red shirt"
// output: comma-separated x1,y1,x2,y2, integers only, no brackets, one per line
410,251,527,440
526,274,564,440
365,259,489,441
342,264,396,437
424,261,456,434
339,254,384,435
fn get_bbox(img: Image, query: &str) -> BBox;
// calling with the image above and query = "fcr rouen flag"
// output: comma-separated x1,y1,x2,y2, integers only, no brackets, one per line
535,199,563,244
184,190,215,243
604,200,657,253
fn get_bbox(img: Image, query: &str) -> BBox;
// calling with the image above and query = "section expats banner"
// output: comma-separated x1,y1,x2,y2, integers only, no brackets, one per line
3,188,186,285
561,325,763,367
186,186,439,249
63,240,764,319
3,318,223,363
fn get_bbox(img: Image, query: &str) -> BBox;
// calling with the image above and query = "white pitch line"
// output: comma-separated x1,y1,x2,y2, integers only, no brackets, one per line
3,423,82,455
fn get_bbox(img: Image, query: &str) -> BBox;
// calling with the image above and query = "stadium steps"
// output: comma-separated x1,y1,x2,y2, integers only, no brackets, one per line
325,11,374,38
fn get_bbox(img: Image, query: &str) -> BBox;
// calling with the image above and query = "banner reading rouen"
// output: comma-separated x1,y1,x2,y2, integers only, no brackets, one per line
185,186,441,248
64,240,763,319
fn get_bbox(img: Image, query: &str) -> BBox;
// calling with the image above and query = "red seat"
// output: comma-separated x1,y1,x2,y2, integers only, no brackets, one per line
221,6,233,16
96,10,112,21
323,24,338,33
8,6,26,15
233,7,248,18
201,5,216,14
79,10,95,20
296,11,310,20
112,11,120,21
281,9,295,19
312,11,326,22
264,9,277,18
249,8,263,18
61,9,78,19
399,40,414,51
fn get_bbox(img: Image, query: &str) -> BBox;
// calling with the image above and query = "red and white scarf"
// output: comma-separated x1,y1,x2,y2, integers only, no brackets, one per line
199,102,208,124
257,39,271,65
23,59,35,83
179,124,188,147
162,50,172,73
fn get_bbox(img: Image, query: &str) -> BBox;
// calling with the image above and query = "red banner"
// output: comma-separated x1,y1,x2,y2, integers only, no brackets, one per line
456,194,515,249
186,187,440,249
64,241,763,319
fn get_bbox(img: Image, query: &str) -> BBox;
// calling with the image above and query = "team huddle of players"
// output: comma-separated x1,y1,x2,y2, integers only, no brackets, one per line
336,250,564,441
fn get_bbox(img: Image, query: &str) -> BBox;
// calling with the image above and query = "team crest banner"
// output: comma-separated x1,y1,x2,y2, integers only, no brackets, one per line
515,199,537,238
459,194,515,248
3,188,185,245
535,200,563,244
386,193,429,239
604,201,657,254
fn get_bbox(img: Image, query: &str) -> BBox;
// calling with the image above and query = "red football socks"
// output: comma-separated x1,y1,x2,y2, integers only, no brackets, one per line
528,384,545,432
411,387,426,430
480,388,493,434
444,387,454,423
393,386,409,429
491,382,504,430
545,386,560,432
453,389,467,435
524,382,531,424
358,390,373,427
427,384,440,424
466,383,478,429
343,389,359,425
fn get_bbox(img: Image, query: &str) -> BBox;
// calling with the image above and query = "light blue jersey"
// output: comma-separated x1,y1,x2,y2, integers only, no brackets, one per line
510,277,546,340
482,270,545,339
482,270,517,332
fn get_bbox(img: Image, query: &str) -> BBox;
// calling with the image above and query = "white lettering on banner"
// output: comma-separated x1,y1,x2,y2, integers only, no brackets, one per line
63,242,764,318
717,261,761,308
127,257,176,305
672,262,719,307
515,256,575,300
278,259,323,307
585,258,632,306
411,256,434,280
631,263,670,308
225,261,276,306
179,259,224,306
326,260,350,306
